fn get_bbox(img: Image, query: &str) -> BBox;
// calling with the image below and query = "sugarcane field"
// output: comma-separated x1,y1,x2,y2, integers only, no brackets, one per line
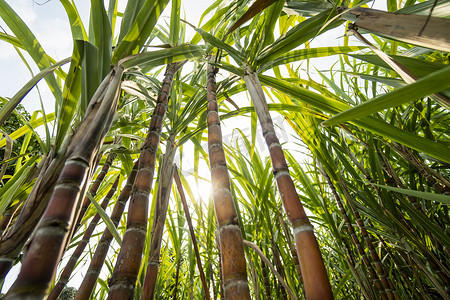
0,0,449,299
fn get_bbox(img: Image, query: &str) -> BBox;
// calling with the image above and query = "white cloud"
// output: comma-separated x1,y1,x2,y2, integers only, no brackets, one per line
6,0,37,24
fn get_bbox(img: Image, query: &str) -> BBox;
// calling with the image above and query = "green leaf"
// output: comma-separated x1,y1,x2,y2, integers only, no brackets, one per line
258,74,450,164
112,0,170,63
0,113,55,148
0,156,37,216
79,41,100,116
260,46,366,71
116,0,146,45
349,54,447,78
169,0,181,45
87,192,122,246
256,9,342,65
195,28,244,65
0,32,23,49
60,0,87,40
373,184,450,205
55,42,83,151
323,64,450,126
119,44,205,70
91,0,112,79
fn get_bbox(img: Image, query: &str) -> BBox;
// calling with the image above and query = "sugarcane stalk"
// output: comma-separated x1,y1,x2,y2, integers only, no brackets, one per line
4,66,123,299
48,175,120,300
173,166,211,300
107,63,178,299
207,62,251,299
243,68,332,300
75,161,138,300
140,137,176,300
0,69,114,281
0,145,65,280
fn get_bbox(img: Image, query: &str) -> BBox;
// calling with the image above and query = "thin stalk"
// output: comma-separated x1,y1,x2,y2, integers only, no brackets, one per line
378,152,422,211
277,213,301,277
320,165,387,299
336,177,397,300
173,166,211,300
140,137,176,300
260,249,271,300
73,151,117,232
244,240,298,300
172,257,181,300
207,63,251,299
107,63,178,299
48,175,120,300
75,162,138,300
391,142,450,195
271,239,288,300
0,202,20,238
4,66,123,298
0,146,66,280
243,69,332,300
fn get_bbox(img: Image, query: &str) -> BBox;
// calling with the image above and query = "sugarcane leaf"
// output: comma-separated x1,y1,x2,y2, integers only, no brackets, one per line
284,0,335,16
323,65,450,126
258,74,450,164
79,40,100,116
373,184,450,205
396,0,450,17
345,72,405,88
0,157,37,215
349,54,446,78
195,29,244,65
261,0,285,50
119,44,205,70
0,57,70,127
60,0,87,40
0,0,62,104
55,42,83,150
0,32,23,49
107,0,118,31
396,196,450,249
260,46,366,71
87,192,122,246
116,0,146,45
256,9,342,65
226,0,279,36
169,0,180,45
112,0,170,63
91,0,112,79
0,129,12,181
